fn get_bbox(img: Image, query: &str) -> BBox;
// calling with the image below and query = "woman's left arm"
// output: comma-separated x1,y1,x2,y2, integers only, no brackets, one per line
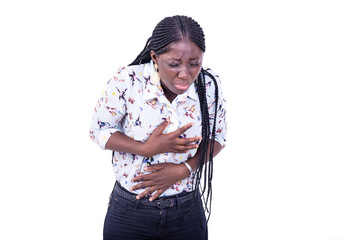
130,140,223,201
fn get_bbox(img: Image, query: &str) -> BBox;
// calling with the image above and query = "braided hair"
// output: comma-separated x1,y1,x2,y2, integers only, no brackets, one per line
130,15,206,65
130,15,219,220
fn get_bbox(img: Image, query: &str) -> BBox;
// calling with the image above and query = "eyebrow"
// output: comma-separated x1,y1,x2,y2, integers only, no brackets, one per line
168,57,200,61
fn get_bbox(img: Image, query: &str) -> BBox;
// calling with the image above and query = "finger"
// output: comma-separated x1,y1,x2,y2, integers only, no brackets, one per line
130,181,153,191
178,136,202,145
149,189,165,202
153,120,169,135
136,186,157,200
174,141,201,151
133,165,166,182
144,164,165,172
172,145,196,153
173,123,194,136
132,173,153,183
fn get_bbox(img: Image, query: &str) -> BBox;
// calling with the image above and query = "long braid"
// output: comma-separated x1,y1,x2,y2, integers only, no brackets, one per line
129,36,152,65
193,68,219,220
129,15,218,220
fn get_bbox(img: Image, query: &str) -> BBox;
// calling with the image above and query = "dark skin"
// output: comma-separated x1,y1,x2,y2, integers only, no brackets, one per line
151,38,204,103
105,37,223,201
105,121,201,157
131,141,223,201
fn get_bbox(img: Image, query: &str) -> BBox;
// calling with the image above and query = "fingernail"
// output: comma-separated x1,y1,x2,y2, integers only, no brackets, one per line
136,196,140,200
149,198,153,202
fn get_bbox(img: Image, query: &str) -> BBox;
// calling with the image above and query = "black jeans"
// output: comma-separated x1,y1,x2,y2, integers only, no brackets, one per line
103,183,208,240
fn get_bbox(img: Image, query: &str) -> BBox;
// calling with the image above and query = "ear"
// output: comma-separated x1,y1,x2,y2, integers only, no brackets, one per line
150,50,158,64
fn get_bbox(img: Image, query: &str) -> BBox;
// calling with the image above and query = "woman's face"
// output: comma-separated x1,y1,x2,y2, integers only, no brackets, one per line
150,38,204,100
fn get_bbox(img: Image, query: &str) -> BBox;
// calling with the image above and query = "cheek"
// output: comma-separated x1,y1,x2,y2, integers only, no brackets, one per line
160,69,177,82
191,68,202,80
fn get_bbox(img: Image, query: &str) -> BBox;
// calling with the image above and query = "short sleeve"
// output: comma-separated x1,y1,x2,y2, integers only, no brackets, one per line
89,67,130,149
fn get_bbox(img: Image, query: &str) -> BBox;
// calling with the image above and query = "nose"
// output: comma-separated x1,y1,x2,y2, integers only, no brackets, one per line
178,66,190,80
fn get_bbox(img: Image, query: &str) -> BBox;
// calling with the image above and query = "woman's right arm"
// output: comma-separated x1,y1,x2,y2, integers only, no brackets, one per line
105,121,201,157
89,67,130,150
89,68,200,157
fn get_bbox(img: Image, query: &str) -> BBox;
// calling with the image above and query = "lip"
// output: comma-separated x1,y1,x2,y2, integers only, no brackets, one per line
174,83,190,91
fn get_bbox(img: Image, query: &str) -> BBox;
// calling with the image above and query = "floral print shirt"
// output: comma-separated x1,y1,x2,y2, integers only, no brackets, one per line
89,61,227,196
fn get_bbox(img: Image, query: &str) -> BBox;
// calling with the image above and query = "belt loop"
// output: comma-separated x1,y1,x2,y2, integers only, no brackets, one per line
109,181,117,200
176,194,180,214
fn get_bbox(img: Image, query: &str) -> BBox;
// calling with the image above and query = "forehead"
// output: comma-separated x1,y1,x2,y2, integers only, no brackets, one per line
160,38,204,60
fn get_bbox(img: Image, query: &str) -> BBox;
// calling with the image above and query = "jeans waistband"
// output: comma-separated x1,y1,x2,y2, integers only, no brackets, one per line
114,181,195,209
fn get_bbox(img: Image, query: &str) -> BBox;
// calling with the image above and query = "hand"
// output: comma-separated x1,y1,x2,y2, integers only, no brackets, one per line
141,120,202,157
130,163,190,201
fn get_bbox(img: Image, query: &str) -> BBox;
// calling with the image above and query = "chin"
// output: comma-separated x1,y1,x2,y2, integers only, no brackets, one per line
175,89,188,95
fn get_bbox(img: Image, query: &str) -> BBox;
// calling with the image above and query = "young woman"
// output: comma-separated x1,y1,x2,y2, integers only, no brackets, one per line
89,15,227,240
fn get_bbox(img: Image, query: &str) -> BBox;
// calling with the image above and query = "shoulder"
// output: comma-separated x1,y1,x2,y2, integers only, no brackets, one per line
125,63,147,79
107,63,148,88
201,67,227,119
203,67,221,81
106,66,129,85
202,67,224,96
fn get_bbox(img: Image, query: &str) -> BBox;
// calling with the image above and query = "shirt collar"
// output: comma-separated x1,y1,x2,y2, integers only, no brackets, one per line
142,60,198,103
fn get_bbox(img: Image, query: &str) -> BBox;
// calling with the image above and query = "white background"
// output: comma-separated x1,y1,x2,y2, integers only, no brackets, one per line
1,0,359,239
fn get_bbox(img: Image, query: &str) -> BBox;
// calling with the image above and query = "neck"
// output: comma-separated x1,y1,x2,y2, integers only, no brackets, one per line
160,82,177,103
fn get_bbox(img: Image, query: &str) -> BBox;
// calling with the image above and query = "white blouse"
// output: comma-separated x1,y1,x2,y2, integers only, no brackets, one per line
89,61,227,196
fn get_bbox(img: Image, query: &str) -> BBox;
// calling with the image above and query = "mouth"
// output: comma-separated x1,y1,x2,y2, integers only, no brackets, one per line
174,83,190,91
